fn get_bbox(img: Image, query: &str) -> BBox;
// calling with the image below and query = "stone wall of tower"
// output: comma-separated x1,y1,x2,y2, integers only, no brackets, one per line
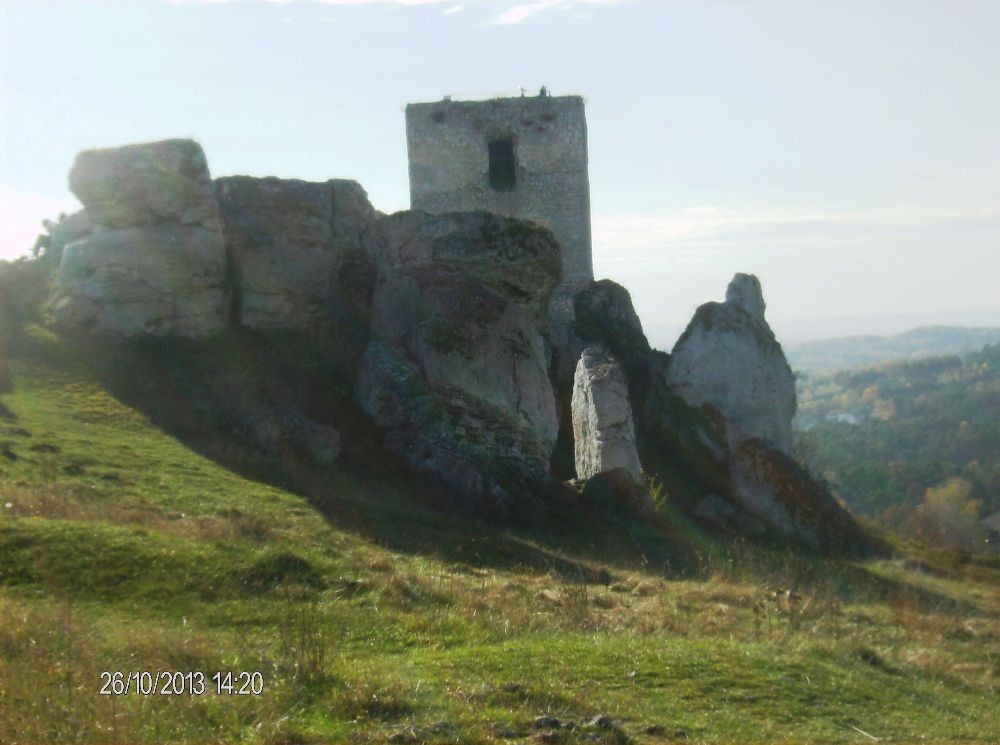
405,95,593,314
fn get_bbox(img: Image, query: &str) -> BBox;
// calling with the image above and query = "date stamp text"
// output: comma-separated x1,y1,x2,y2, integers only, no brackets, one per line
99,671,264,696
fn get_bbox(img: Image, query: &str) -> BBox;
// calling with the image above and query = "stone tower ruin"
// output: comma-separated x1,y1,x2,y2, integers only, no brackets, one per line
405,93,593,348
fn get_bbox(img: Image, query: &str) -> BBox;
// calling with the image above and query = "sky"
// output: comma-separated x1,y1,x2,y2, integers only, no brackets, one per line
1,0,998,346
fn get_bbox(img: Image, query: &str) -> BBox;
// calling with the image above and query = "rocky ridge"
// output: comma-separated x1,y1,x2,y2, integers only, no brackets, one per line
43,138,874,552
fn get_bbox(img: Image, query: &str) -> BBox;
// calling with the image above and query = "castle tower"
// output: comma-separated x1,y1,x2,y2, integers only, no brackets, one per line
405,93,593,342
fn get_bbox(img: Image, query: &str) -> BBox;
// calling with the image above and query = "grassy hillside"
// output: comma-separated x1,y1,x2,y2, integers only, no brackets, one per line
786,326,1000,372
1,326,998,744
795,345,1000,542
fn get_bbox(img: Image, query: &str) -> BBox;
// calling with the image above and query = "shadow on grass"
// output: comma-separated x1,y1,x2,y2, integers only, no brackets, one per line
14,327,991,612
47,328,707,583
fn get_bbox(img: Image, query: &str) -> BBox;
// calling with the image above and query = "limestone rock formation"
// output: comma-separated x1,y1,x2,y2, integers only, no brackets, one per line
652,273,874,552
694,494,765,534
378,210,561,326
725,271,767,318
727,436,871,551
216,176,378,331
69,139,223,231
574,280,650,374
54,225,227,337
665,272,796,453
572,278,656,408
53,139,228,337
40,138,877,551
356,212,560,513
572,347,642,483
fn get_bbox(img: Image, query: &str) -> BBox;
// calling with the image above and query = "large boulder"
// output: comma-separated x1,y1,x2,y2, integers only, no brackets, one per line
69,139,223,231
572,347,642,483
665,273,796,453
357,269,558,513
643,380,871,553
378,210,561,326
53,139,227,337
216,176,378,331
54,225,227,337
356,212,560,514
367,268,558,448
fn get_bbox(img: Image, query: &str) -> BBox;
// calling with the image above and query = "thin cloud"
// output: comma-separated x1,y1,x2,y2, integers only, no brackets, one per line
165,0,457,6
592,207,1000,261
493,0,627,25
591,206,1000,347
164,0,630,24
307,0,451,5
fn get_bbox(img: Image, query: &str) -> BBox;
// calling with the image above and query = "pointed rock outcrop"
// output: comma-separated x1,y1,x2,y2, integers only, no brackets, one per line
660,273,872,552
725,271,766,319
665,272,795,453
572,347,642,483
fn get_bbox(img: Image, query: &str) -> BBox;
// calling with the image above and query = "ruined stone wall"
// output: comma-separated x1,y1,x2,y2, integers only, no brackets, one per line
405,95,593,312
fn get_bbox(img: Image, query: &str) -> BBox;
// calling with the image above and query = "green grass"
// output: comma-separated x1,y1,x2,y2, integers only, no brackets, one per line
1,326,998,744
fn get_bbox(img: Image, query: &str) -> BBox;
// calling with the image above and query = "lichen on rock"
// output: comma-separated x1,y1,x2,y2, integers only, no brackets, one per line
355,212,560,515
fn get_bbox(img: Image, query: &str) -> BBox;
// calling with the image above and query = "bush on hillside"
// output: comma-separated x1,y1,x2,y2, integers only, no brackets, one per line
0,257,52,332
906,477,985,551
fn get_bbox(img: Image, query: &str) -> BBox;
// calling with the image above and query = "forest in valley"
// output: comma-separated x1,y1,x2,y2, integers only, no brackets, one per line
795,343,1000,550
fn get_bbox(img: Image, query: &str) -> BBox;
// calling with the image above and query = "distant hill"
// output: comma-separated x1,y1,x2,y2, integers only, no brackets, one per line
785,326,1000,372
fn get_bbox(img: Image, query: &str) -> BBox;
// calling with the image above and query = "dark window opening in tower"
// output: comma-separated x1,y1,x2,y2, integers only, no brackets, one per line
488,139,516,191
